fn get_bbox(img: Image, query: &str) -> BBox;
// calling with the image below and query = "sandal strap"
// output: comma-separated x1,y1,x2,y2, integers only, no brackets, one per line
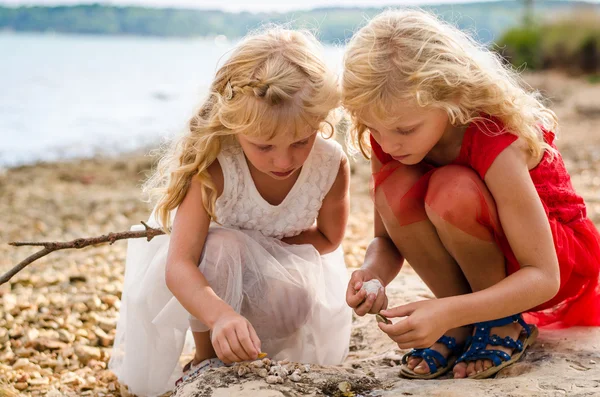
437,335,463,355
401,335,463,374
456,313,529,367
457,349,511,367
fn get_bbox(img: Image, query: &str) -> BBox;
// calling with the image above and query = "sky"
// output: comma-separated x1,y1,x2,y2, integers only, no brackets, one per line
0,0,533,12
2,0,598,12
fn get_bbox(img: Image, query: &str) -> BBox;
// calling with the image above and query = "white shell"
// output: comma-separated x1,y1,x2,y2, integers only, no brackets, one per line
266,375,282,384
255,368,268,378
250,360,264,368
361,279,383,296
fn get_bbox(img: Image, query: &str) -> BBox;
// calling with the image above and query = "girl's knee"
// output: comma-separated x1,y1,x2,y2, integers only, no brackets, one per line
425,166,490,227
249,283,312,339
374,164,427,224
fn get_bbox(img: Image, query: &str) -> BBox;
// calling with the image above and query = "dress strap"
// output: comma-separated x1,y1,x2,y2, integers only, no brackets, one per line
462,117,518,179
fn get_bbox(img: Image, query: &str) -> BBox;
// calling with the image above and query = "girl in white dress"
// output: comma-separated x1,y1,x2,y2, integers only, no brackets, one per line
108,27,352,397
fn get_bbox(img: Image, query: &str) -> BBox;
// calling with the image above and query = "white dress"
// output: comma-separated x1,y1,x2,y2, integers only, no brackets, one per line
108,136,352,397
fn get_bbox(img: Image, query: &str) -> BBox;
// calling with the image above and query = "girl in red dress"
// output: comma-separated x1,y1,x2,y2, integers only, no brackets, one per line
342,9,600,380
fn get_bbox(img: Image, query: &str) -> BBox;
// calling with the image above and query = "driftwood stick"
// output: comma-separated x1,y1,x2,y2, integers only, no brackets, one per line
1,222,165,286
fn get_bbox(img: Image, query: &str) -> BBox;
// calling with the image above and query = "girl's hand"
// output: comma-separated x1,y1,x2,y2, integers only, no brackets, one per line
378,300,451,349
211,310,262,364
346,269,388,316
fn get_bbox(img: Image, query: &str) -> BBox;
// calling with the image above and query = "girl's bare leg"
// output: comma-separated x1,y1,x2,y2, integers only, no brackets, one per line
424,166,524,378
191,331,216,365
373,164,471,374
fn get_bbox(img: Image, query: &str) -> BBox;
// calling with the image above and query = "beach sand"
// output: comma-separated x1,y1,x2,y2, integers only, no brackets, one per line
1,71,599,396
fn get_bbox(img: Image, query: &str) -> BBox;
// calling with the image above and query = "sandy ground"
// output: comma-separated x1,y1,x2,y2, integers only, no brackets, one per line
1,71,599,396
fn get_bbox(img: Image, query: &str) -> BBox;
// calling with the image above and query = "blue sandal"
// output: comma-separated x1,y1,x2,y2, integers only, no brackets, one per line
455,314,538,379
400,335,465,379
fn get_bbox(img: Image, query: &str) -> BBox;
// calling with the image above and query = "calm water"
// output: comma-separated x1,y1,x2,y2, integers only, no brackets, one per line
0,33,345,167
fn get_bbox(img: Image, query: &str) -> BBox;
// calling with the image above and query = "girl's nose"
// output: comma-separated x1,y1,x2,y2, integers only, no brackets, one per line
273,153,294,170
378,131,399,154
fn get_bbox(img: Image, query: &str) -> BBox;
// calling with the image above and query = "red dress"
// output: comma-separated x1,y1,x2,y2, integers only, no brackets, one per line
370,117,600,327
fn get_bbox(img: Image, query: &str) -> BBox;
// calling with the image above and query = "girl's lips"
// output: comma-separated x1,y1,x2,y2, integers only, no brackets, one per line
392,154,409,161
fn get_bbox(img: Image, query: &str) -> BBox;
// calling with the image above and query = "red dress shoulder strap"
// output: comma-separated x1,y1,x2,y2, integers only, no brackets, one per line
461,118,519,179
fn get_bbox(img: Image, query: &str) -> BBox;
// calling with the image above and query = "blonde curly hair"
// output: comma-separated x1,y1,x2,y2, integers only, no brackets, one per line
342,9,557,159
145,27,340,231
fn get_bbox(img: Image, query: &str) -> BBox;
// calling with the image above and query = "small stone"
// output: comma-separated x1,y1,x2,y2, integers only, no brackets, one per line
289,372,302,382
69,275,88,283
86,295,102,310
72,302,88,313
0,328,8,344
58,330,76,343
100,294,120,307
289,369,302,382
29,337,68,351
14,347,37,358
266,375,282,384
255,368,268,378
12,358,38,372
338,381,352,393
86,375,97,385
375,313,392,325
93,327,113,347
14,382,28,391
237,365,249,377
361,279,383,295
95,315,118,333
61,372,82,385
250,360,264,368
74,345,101,365
27,376,50,385
591,360,597,364
24,328,40,342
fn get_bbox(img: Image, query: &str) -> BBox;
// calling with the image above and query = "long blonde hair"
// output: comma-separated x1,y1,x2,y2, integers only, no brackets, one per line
342,9,558,159
145,27,340,231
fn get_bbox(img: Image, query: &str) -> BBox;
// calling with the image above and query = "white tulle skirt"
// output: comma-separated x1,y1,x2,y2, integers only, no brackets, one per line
108,221,352,397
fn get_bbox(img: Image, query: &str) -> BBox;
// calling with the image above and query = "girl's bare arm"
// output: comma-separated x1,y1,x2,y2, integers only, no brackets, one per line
281,156,350,255
446,139,560,327
164,162,234,328
361,155,405,285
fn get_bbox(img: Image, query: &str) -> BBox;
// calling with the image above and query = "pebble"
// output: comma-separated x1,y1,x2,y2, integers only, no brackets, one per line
266,375,283,384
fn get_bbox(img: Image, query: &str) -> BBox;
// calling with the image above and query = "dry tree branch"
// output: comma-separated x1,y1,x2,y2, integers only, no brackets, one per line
1,221,165,286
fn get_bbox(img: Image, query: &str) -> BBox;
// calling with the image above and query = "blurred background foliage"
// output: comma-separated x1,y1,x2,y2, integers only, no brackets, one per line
497,10,600,75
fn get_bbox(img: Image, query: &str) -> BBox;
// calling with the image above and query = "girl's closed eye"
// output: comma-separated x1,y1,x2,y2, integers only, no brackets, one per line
396,126,418,135
256,144,273,152
293,139,310,148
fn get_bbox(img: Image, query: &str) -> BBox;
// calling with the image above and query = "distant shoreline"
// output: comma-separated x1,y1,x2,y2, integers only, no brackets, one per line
1,1,599,43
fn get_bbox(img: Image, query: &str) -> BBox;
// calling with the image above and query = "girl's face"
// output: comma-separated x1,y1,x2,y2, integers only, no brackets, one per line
237,126,318,180
364,102,458,165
